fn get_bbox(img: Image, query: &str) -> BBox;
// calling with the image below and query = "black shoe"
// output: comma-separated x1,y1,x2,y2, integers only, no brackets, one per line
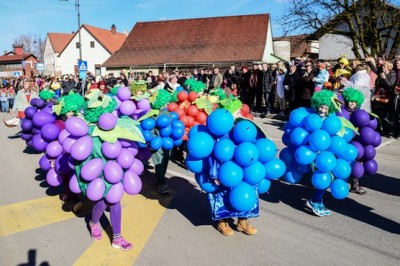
259,113,266,118
350,185,367,195
157,184,170,195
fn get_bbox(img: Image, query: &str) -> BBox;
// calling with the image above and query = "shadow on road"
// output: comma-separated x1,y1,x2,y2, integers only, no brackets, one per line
17,249,50,266
359,173,400,197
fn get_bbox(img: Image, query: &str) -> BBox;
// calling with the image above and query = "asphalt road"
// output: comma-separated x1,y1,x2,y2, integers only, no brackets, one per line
0,114,399,266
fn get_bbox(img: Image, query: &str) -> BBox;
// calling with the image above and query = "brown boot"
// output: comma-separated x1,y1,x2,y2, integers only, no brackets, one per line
237,218,257,235
216,219,234,236
350,178,367,195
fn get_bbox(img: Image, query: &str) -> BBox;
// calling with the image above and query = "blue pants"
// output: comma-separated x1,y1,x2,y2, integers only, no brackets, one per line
1,100,9,112
311,189,326,203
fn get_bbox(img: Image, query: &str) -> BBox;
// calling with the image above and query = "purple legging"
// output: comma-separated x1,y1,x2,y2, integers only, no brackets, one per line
92,199,121,235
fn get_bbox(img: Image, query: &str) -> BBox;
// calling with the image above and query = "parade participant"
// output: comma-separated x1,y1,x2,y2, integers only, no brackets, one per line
332,55,353,91
342,88,367,194
313,62,329,92
8,81,38,125
0,85,9,112
50,77,62,97
8,85,15,110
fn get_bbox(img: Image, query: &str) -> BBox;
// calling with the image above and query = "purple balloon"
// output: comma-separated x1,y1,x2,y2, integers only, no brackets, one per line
32,127,41,135
41,123,60,142
39,154,51,171
32,134,49,152
372,132,382,147
58,129,70,144
117,86,131,101
101,141,122,159
69,174,81,193
119,100,137,116
351,109,370,128
24,106,37,119
337,108,350,120
359,127,375,145
68,156,75,170
368,118,378,130
351,161,364,178
98,113,118,131
363,159,378,175
62,136,78,154
21,119,33,132
114,96,122,109
350,141,364,160
129,159,144,175
70,135,93,161
55,153,72,175
30,98,38,107
104,161,124,184
65,116,88,137
137,99,151,111
46,168,63,187
117,148,135,169
32,111,55,128
35,99,46,109
123,170,142,195
46,141,63,158
87,178,106,201
21,132,33,141
119,139,134,148
363,145,376,161
137,147,151,161
105,182,124,204
81,158,103,181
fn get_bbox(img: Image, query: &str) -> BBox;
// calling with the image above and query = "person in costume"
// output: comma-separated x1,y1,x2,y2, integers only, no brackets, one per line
332,56,353,91
305,90,341,217
8,81,39,125
50,77,62,97
342,88,367,195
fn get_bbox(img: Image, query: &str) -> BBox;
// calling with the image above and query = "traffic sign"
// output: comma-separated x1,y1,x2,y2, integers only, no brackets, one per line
13,72,20,78
36,63,44,70
79,71,87,79
78,60,88,71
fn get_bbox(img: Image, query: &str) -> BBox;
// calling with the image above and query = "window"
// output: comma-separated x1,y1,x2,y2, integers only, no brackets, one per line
90,41,95,48
76,42,80,48
5,63,22,69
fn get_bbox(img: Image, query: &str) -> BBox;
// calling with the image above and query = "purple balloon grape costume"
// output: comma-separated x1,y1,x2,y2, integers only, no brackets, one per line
281,90,359,217
185,107,286,236
337,87,381,195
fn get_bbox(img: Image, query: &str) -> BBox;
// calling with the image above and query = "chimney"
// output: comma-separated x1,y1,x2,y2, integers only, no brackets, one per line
111,24,116,34
13,44,24,55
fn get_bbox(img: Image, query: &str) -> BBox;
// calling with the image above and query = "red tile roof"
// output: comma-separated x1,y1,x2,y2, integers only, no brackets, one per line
103,14,270,67
48,33,74,53
0,52,36,62
273,34,312,58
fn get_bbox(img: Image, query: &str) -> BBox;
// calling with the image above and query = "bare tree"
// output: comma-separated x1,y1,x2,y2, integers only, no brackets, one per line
13,33,45,61
277,0,400,59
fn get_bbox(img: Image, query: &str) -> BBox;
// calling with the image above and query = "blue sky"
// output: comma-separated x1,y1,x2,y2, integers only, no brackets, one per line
0,0,288,54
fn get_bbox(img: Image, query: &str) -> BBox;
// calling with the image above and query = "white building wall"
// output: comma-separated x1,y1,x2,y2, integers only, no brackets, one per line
261,19,280,63
273,41,291,62
319,34,365,60
58,28,111,75
43,37,57,76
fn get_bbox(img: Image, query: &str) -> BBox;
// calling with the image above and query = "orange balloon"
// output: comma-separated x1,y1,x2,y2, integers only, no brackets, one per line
186,105,199,117
241,104,250,115
177,91,188,102
182,134,188,141
176,108,185,118
245,113,254,120
187,91,198,102
168,102,179,112
180,115,190,126
195,111,207,124
187,116,195,126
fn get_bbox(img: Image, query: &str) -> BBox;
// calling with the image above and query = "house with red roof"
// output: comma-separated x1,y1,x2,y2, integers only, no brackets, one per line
44,33,74,77
0,45,38,78
103,14,280,74
56,24,127,76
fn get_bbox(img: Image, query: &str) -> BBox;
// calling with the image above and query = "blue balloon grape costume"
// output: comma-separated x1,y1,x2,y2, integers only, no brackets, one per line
281,90,358,217
337,88,381,195
186,108,286,235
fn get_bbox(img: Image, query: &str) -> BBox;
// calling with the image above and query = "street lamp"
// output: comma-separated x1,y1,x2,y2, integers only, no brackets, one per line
60,0,82,61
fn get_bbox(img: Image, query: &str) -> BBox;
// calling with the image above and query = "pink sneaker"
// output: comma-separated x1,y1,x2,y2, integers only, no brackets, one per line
112,236,133,251
89,221,102,240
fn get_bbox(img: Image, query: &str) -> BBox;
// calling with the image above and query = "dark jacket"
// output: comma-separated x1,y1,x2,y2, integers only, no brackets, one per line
298,70,315,100
284,72,299,102
261,69,274,93
62,80,75,95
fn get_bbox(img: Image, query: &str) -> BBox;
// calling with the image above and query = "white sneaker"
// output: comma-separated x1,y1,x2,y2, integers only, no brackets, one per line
13,118,20,126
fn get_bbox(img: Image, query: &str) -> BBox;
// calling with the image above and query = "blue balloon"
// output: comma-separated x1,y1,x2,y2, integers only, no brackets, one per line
188,124,212,138
255,138,277,163
339,143,358,162
279,147,294,165
171,119,185,129
332,159,351,179
187,132,214,159
160,125,173,137
229,182,257,212
329,136,347,156
243,161,266,185
137,141,147,148
186,154,204,173
321,115,342,135
150,136,163,150
330,179,349,199
171,127,185,140
295,146,316,165
311,170,332,189
309,129,331,151
290,127,309,146
141,118,156,130
284,165,303,184
291,161,310,174
162,137,174,150
234,142,259,167
155,114,171,128
315,151,337,172
282,132,293,147
283,121,295,134
142,130,154,142
264,158,286,180
343,127,355,142
173,138,183,146
257,179,271,194
170,111,179,121
218,161,243,187
195,173,219,193
304,113,322,132
213,138,235,162
289,107,309,126
207,108,234,136
233,120,257,143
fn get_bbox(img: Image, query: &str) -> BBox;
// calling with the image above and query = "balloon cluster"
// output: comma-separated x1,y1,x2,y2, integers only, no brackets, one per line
186,109,286,212
21,98,56,151
337,109,380,177
115,86,152,120
280,107,358,200
139,112,185,150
